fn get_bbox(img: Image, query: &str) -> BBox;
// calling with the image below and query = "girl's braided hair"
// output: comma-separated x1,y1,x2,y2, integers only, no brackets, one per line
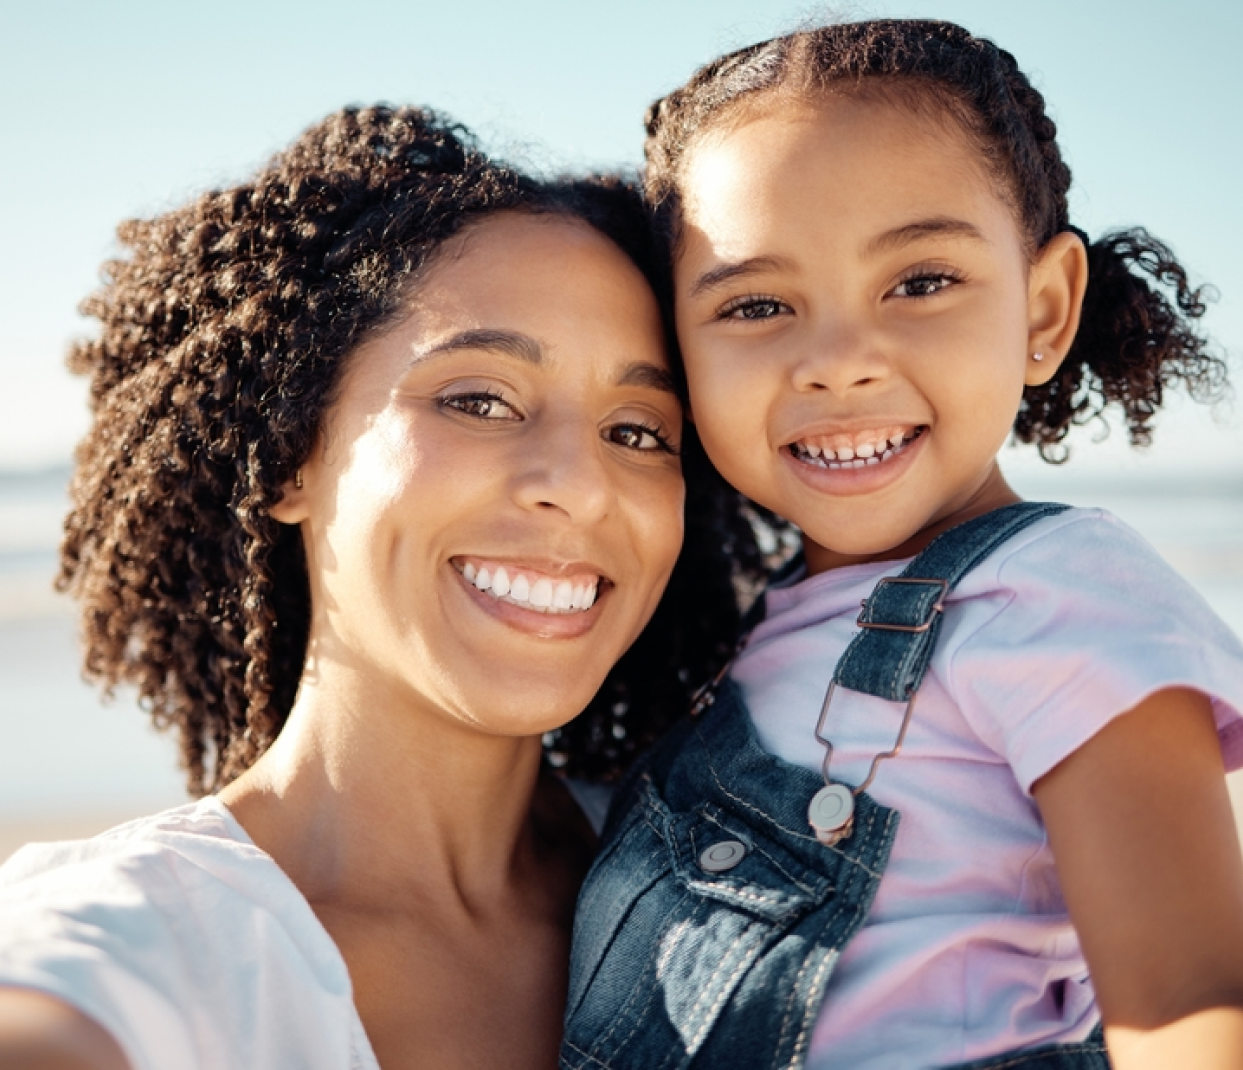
59,104,768,794
644,19,1226,457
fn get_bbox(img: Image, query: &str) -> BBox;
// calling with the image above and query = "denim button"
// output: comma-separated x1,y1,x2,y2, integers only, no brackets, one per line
698,839,747,873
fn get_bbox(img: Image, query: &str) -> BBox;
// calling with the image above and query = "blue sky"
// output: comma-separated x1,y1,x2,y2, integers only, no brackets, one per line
2,0,1240,474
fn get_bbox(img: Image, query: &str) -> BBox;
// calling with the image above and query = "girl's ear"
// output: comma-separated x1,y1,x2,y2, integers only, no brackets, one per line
269,471,311,525
1025,230,1089,386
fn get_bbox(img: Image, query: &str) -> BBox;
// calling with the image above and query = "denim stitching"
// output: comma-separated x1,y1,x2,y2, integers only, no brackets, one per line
591,890,700,1061
561,1038,614,1068
691,718,887,881
774,934,820,1064
698,809,820,896
948,1039,1108,1070
791,948,836,1067
684,921,766,1054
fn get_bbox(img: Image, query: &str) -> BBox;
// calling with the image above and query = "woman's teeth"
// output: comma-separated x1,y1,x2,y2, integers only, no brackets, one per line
460,562,598,614
790,428,921,469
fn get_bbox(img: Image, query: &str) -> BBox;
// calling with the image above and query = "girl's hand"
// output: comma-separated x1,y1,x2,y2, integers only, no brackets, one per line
1034,687,1243,1069
0,989,130,1070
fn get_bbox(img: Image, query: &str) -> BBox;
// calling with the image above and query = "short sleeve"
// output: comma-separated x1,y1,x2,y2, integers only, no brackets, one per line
948,509,1243,792
0,843,202,1070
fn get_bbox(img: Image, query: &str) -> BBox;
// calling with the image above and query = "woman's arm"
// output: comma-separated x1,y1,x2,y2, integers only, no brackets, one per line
0,989,129,1070
1033,686,1243,1069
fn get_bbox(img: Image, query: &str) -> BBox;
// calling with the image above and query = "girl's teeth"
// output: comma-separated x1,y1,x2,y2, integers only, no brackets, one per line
491,567,511,597
582,585,596,610
510,574,530,602
463,562,477,582
795,429,919,468
475,567,492,592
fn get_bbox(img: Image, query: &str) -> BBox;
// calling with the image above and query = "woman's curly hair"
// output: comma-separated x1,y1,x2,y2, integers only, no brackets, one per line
643,19,1227,458
58,104,774,794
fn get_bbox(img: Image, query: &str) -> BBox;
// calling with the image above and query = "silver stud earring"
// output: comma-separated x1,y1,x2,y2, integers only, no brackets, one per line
1031,351,1044,362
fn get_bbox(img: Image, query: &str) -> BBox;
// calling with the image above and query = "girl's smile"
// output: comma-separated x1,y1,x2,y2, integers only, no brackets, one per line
675,93,1084,574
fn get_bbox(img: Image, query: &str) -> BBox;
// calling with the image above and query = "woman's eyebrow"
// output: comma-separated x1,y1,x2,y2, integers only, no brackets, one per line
616,361,678,395
863,217,987,256
413,328,543,364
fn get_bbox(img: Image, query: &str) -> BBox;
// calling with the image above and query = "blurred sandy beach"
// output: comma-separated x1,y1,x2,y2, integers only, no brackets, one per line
2,463,1242,864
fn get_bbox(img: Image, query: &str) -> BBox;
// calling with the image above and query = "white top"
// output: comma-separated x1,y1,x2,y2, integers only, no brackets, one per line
732,508,1243,1070
0,798,379,1070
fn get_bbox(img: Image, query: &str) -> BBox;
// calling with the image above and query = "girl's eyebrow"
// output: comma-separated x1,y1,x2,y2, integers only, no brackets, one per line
412,328,543,364
688,255,792,298
864,217,987,256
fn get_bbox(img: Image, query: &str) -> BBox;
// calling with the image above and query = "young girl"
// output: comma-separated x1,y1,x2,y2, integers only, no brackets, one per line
561,20,1243,1070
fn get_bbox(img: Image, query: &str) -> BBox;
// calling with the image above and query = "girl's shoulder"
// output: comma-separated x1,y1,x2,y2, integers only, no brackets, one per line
943,505,1243,788
953,505,1227,626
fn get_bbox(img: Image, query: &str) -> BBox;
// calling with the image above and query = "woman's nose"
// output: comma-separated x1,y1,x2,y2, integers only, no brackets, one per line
510,415,613,523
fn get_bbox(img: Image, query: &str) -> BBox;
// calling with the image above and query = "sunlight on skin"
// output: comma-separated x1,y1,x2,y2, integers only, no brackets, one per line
0,989,129,1070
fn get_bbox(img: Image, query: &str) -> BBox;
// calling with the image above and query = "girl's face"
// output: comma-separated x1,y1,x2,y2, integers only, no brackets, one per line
674,94,1076,573
276,213,684,738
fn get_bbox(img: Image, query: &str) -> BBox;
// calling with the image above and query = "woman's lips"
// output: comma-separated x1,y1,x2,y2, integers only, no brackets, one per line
454,558,601,614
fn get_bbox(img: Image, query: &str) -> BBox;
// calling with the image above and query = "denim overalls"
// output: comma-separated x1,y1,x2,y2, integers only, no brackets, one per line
561,503,1112,1070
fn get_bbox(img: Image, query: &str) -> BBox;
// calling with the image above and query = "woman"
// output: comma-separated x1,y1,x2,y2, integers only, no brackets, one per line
0,106,769,1068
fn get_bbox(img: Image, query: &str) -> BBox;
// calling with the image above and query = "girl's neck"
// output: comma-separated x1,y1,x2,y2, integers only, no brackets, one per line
803,465,1022,576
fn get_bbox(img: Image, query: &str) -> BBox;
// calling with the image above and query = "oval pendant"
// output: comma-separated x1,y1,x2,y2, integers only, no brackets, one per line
809,783,855,846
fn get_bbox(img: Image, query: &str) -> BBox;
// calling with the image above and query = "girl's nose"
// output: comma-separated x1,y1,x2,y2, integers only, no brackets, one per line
510,415,613,523
790,323,889,395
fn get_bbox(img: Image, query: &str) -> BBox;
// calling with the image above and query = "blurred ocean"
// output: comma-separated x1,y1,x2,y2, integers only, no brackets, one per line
2,463,1241,861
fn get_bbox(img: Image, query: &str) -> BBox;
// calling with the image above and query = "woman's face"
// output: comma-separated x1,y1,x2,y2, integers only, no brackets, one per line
276,213,684,739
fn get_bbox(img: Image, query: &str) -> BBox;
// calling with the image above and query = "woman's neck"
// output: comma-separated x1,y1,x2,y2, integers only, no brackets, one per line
218,660,553,913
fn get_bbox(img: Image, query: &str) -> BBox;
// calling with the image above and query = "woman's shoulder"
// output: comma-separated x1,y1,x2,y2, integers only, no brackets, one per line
0,798,362,1070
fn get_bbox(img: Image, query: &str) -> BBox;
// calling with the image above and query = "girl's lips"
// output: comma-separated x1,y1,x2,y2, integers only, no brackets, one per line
782,424,927,495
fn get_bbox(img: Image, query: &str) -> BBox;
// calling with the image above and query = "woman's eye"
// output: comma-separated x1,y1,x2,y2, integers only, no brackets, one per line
607,423,677,455
719,296,789,321
439,391,519,421
891,273,960,299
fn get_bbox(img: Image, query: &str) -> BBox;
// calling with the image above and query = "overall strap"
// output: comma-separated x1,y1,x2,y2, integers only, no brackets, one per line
833,502,1070,702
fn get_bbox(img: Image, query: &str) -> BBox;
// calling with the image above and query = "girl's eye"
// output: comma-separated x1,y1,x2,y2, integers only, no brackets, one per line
439,391,519,421
891,271,962,299
718,296,790,321
606,422,678,455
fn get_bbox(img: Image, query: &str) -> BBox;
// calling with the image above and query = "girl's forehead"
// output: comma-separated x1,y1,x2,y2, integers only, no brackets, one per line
683,93,1001,220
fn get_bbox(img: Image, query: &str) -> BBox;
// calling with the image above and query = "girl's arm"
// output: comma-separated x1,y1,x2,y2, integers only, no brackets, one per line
1033,687,1243,1069
0,989,130,1070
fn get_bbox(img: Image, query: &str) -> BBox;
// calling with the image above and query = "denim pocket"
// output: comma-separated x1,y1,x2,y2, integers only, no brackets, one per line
564,776,847,1070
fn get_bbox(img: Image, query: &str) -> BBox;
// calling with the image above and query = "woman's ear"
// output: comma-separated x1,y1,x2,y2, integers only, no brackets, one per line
1025,230,1089,386
269,470,310,525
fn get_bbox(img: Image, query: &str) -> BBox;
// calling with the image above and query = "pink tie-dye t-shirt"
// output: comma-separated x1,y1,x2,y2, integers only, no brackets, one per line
731,508,1243,1070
